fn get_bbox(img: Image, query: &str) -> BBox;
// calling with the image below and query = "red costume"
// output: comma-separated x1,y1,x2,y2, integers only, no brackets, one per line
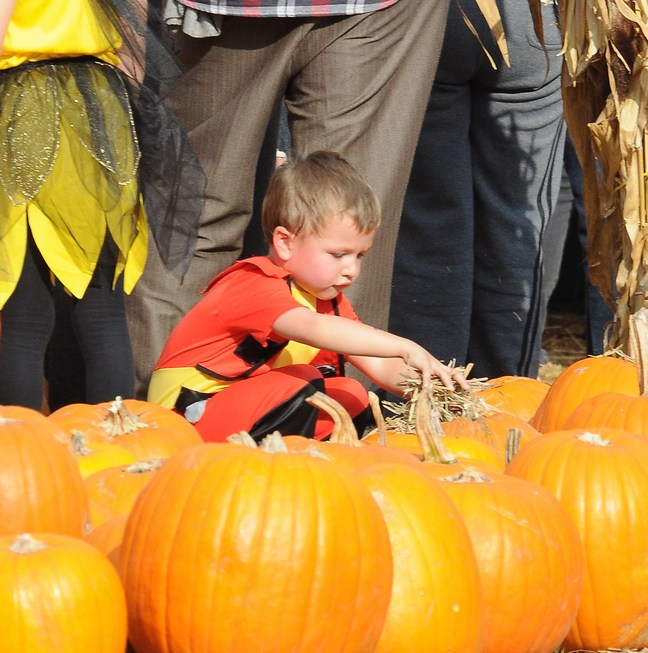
148,257,370,441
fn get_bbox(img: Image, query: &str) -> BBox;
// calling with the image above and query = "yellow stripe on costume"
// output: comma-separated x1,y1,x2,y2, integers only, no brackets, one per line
148,368,233,409
272,284,320,367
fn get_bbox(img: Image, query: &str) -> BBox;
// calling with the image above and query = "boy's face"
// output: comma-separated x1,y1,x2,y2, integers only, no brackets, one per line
277,212,375,300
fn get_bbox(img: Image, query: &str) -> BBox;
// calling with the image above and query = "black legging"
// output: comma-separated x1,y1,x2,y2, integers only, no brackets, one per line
0,232,135,410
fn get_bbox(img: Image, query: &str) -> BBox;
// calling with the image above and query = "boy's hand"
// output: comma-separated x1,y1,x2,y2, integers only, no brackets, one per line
401,342,470,391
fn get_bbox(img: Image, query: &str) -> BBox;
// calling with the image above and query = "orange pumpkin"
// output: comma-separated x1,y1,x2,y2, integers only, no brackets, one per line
355,462,484,652
120,435,393,653
507,427,648,650
0,404,71,445
441,411,542,468
474,375,550,421
84,459,164,527
71,432,138,478
0,533,127,653
530,356,639,433
0,408,88,537
48,396,203,460
363,391,502,467
564,391,648,435
85,514,127,570
435,467,584,653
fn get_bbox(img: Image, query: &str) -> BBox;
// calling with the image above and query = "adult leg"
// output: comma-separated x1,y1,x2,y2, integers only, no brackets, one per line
126,19,317,398
68,240,136,404
286,0,451,332
389,0,494,365
565,136,615,354
0,232,55,409
388,23,477,364
46,283,86,409
539,155,574,346
467,0,566,378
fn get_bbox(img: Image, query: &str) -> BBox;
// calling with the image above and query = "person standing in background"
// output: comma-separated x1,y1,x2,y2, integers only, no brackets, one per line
545,135,615,357
0,0,202,410
389,0,566,381
125,0,454,398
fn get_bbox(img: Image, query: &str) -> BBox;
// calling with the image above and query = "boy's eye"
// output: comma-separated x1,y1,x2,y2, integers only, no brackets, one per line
330,252,345,259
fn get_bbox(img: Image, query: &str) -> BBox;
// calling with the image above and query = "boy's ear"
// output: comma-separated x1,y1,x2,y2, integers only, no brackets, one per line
272,226,295,261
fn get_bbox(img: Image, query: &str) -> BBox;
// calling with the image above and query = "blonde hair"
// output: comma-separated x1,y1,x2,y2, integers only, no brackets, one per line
262,150,382,241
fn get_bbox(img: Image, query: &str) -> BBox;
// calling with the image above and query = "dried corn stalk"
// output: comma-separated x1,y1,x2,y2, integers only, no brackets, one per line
537,0,648,352
458,0,510,68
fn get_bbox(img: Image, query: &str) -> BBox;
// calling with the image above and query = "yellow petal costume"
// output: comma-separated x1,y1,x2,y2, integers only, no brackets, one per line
0,0,147,308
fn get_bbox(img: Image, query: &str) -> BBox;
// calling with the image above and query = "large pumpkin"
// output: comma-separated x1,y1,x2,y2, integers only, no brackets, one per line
435,468,584,653
564,391,648,435
530,356,639,433
120,435,393,653
0,533,127,653
0,407,88,536
354,462,485,652
474,375,550,421
0,405,70,443
48,396,203,460
507,427,648,650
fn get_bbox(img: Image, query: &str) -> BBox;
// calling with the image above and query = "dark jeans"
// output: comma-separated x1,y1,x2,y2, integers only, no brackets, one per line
0,232,135,410
563,137,614,355
389,0,565,379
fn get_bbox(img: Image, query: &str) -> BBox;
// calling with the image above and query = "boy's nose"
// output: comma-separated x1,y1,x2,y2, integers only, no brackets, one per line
342,259,360,280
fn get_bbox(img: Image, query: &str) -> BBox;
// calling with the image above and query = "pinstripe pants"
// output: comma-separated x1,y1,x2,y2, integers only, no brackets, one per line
126,0,451,396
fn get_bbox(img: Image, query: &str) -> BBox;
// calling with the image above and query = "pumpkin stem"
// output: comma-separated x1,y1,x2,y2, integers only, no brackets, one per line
123,459,164,473
415,391,457,464
103,397,149,437
367,392,388,447
71,430,92,456
577,431,611,446
260,431,290,453
304,444,333,461
628,307,648,395
305,392,361,446
505,428,522,466
439,469,493,483
9,533,47,554
227,431,258,448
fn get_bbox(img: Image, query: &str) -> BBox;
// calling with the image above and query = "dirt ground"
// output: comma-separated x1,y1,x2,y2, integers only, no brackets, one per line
539,300,588,384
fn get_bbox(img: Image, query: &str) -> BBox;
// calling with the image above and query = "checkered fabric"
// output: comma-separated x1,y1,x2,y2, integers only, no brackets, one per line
177,0,398,17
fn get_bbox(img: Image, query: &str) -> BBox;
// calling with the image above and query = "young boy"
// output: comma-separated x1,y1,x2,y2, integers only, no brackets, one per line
148,151,468,442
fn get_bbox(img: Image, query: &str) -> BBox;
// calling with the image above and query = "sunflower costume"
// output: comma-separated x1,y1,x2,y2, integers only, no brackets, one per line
0,0,203,308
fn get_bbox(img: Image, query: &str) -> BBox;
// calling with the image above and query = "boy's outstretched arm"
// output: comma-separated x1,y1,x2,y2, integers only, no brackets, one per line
272,307,468,391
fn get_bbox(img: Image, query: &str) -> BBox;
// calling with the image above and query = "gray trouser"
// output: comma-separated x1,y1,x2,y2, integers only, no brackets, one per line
126,0,450,396
389,0,566,379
